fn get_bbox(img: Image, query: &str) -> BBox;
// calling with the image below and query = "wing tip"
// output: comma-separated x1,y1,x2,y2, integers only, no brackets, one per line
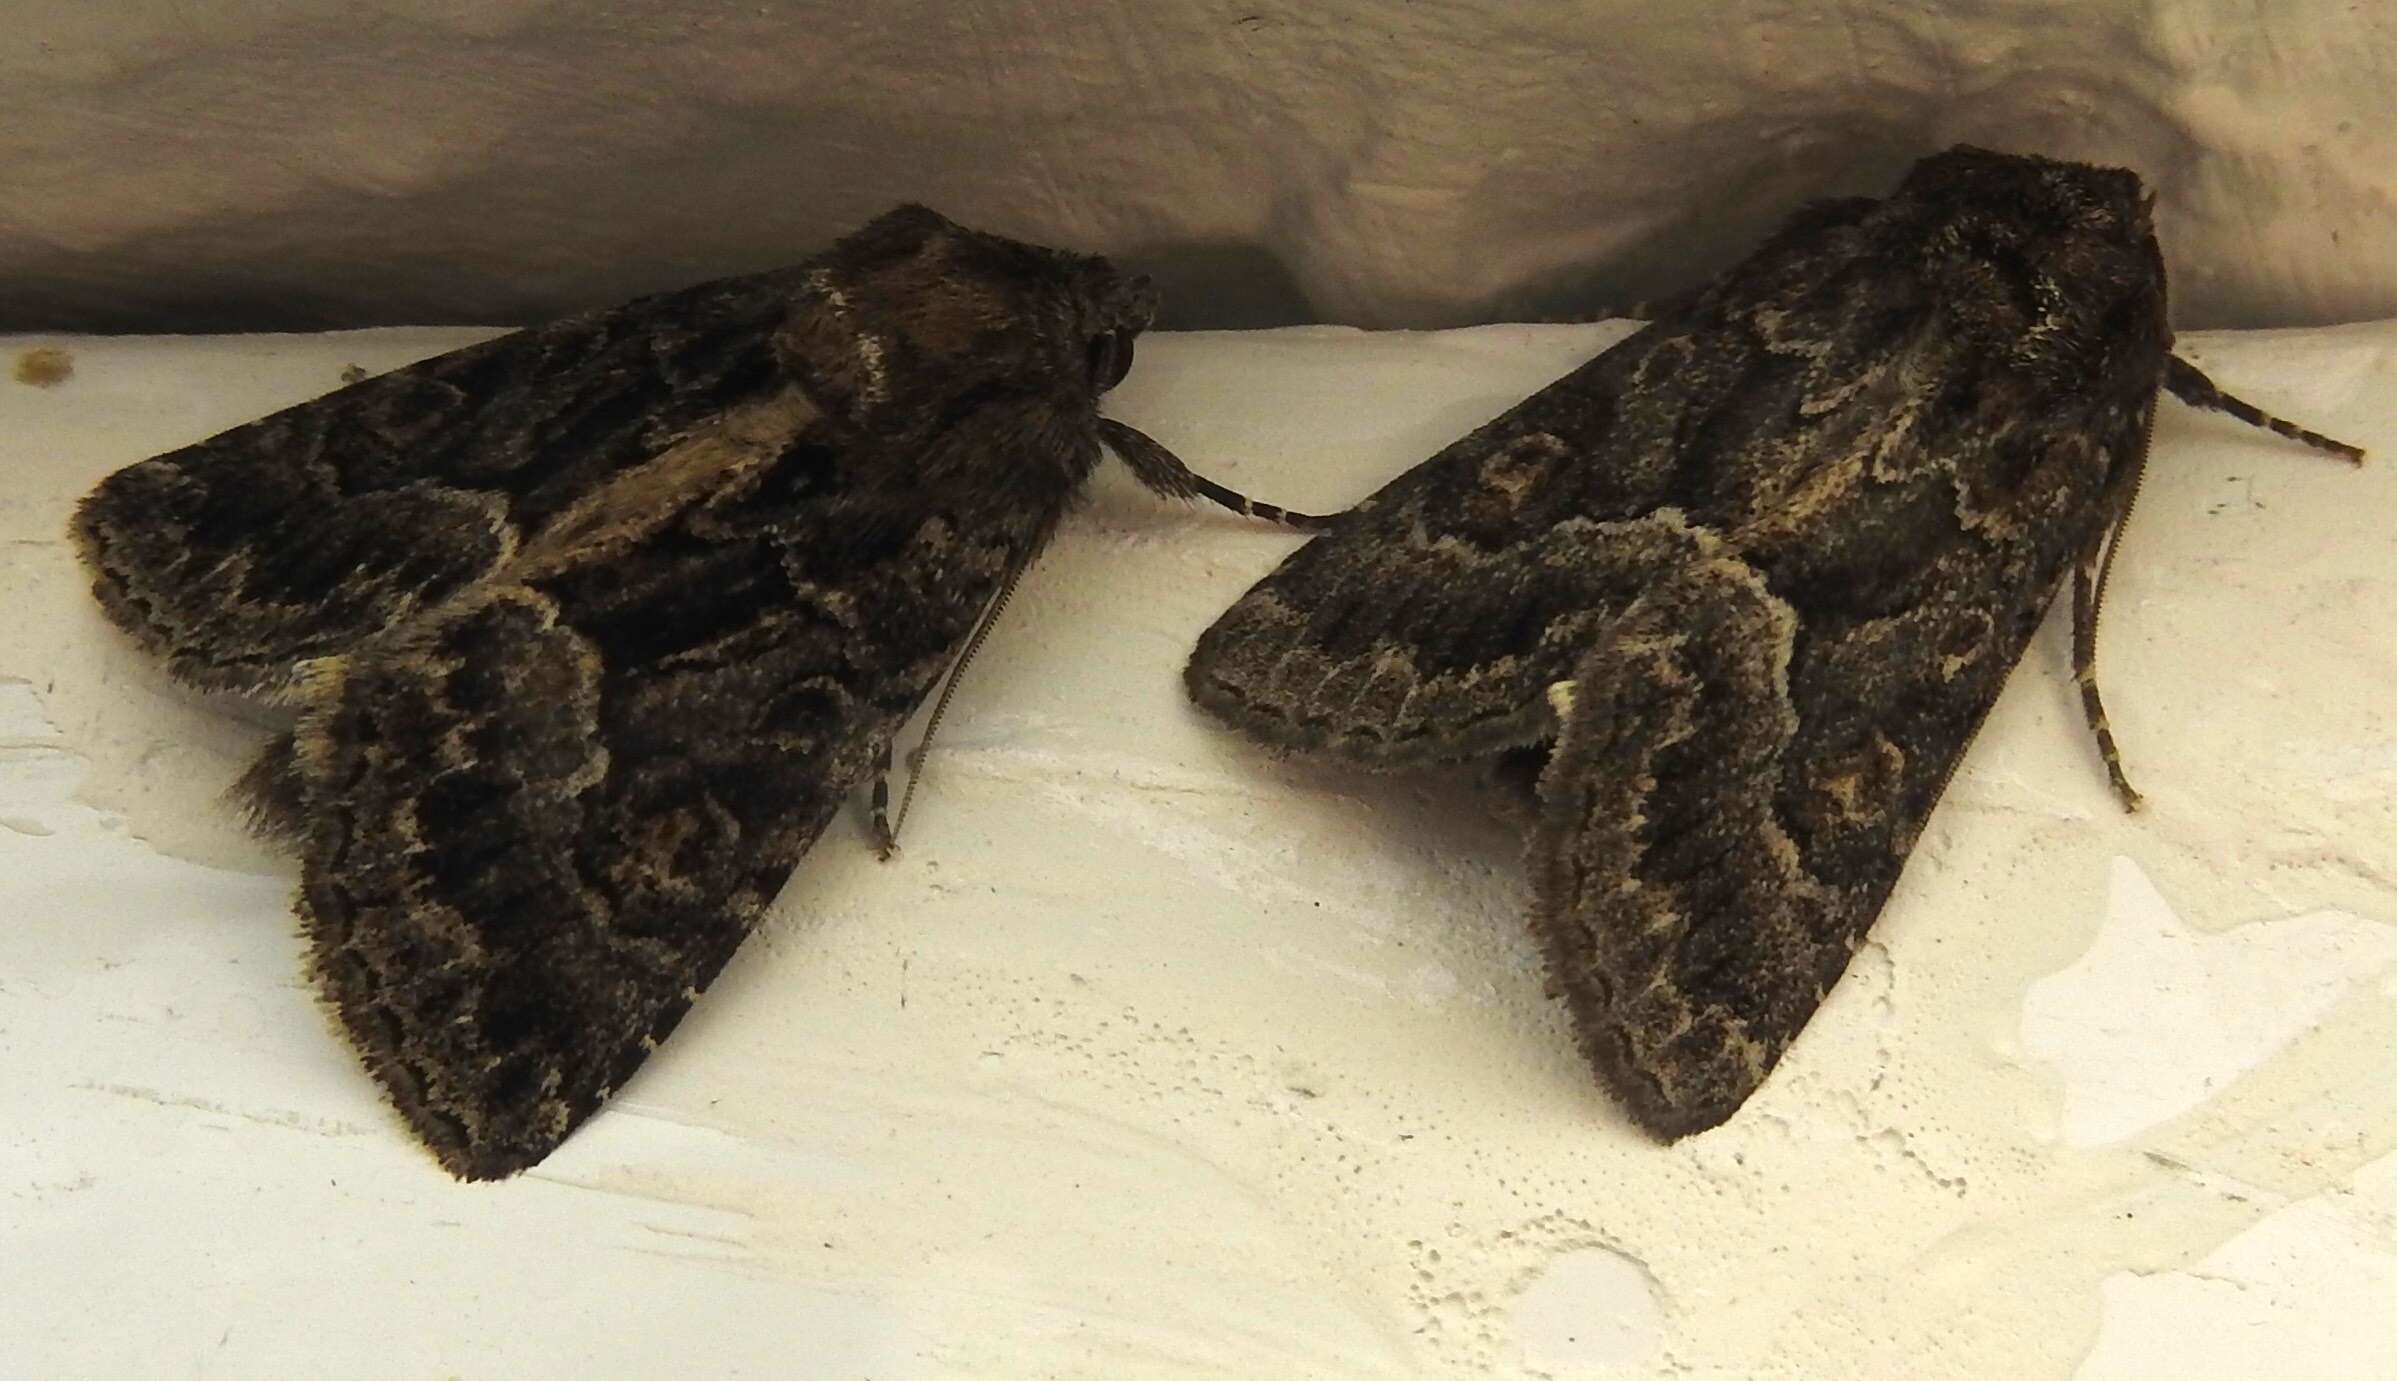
300,922,581,1184
70,465,164,644
344,1011,576,1184
1523,891,1768,1144
1563,1004,1754,1143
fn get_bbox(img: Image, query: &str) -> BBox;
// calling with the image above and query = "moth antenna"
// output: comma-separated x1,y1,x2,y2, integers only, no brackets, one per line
1095,416,1340,531
887,553,1029,848
2164,356,2366,462
2086,400,2156,648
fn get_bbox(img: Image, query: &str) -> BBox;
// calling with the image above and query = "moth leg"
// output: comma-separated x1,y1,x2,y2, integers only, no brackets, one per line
869,740,899,860
1096,417,1338,530
2164,357,2365,462
873,551,1034,860
2070,534,2144,812
1184,471,1336,531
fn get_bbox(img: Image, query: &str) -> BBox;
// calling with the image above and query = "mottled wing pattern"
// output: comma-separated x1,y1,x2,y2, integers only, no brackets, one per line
73,269,802,697
1531,175,2181,1132
1184,197,1891,765
76,205,1185,1177
1525,393,2152,1135
1190,151,2174,1135
297,427,1032,1178
1182,376,1726,766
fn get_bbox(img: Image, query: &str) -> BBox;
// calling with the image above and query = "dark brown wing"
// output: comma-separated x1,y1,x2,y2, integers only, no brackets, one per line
294,411,1049,1179
72,268,804,698
77,205,1172,1178
1183,197,1900,765
1526,397,2147,1135
1189,151,2173,1134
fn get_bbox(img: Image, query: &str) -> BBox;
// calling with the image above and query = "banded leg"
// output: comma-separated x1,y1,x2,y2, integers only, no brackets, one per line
2165,357,2366,462
1097,418,1339,530
2071,536,2143,812
869,741,899,859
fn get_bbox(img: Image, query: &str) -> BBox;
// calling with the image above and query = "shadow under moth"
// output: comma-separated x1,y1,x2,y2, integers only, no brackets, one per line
74,205,1321,1180
1185,146,2363,1139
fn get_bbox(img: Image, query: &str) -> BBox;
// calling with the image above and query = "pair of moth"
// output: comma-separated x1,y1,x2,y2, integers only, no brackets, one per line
74,146,2362,1179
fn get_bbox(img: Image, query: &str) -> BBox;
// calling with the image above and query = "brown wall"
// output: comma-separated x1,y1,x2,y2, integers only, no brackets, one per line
5,0,2389,333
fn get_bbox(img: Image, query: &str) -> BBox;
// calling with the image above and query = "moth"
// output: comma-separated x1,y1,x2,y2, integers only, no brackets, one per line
75,205,1322,1179
1185,146,2363,1138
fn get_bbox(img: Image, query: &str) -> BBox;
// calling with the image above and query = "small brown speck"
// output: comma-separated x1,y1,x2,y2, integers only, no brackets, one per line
339,363,370,385
14,347,73,387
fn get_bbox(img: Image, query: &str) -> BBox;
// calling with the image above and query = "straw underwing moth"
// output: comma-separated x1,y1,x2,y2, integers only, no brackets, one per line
1185,147,2362,1137
76,205,1322,1179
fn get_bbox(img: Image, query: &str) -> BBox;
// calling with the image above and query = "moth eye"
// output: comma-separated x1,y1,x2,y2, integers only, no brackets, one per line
1086,330,1135,391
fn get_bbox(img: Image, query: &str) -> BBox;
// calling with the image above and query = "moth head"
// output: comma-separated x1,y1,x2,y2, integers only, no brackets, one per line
1900,146,2171,385
775,205,1160,435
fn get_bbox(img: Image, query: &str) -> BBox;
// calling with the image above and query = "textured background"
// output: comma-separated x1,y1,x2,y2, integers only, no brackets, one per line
8,321,2394,1379
5,0,2390,333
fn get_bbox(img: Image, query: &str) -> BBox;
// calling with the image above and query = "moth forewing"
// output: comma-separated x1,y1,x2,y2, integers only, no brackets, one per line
76,206,1317,1179
1186,146,2363,1137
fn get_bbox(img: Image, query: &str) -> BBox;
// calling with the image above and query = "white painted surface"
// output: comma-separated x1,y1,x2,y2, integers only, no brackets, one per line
2023,857,2397,1147
2077,1151,2397,1381
3,2,2391,332
3,320,2392,1377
